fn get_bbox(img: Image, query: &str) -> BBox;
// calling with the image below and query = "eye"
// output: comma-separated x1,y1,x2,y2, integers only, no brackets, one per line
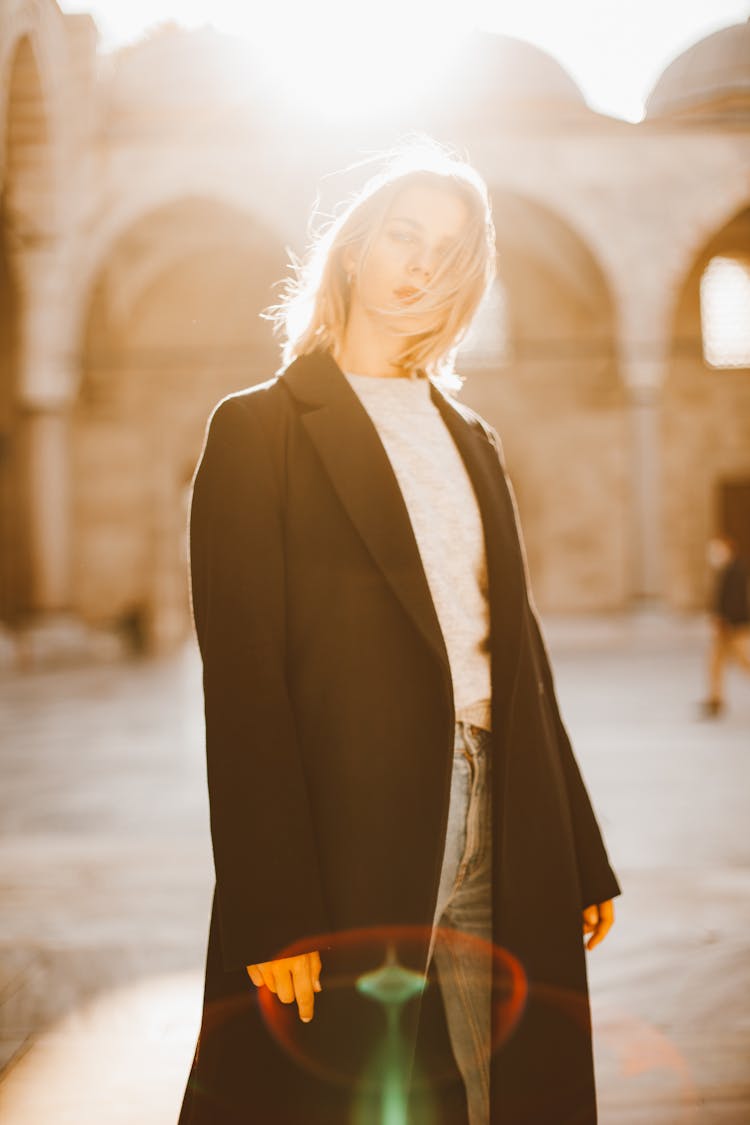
389,229,414,243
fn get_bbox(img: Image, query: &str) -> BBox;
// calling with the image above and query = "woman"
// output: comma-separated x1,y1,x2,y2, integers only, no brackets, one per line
178,137,621,1125
701,533,750,717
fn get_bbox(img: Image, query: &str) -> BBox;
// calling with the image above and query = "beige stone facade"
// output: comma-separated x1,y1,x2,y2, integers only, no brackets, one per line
1,3,749,654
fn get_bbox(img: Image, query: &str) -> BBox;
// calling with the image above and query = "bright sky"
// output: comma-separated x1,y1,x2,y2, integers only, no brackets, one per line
58,0,749,122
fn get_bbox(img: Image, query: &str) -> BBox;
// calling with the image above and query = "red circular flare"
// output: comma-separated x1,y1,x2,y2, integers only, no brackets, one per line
252,923,527,1091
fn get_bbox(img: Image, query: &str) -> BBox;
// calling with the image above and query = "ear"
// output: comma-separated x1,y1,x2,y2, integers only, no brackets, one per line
341,246,357,277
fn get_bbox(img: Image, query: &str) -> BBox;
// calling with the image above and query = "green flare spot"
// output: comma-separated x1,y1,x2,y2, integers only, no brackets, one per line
352,943,433,1125
356,942,428,1007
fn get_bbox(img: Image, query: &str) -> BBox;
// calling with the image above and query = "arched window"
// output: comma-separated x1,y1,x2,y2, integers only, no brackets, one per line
700,255,750,369
456,277,510,368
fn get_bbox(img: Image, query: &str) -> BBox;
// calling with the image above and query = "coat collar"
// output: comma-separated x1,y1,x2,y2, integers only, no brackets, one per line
279,349,525,705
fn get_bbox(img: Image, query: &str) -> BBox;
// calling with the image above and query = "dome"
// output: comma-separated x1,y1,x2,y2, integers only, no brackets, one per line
104,24,268,112
645,20,750,118
444,30,588,112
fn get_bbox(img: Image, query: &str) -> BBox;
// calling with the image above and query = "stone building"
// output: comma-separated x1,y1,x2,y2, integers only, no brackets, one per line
1,1,749,657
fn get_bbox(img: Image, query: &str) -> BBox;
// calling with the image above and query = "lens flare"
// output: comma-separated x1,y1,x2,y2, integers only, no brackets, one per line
249,923,527,1095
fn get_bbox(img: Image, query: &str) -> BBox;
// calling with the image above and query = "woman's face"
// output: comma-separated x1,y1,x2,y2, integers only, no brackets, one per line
346,180,470,332
707,538,732,568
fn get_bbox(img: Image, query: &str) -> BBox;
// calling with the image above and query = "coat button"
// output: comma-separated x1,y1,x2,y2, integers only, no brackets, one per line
537,680,545,695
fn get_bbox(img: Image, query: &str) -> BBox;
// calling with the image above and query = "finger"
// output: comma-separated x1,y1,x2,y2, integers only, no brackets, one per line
292,958,316,1022
246,965,263,988
582,907,598,934
311,950,322,991
274,967,295,1005
258,964,277,993
586,927,603,950
588,901,615,945
586,918,613,950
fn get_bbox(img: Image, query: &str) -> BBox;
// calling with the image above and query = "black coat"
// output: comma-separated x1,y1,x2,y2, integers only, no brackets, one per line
714,556,750,625
178,348,622,1125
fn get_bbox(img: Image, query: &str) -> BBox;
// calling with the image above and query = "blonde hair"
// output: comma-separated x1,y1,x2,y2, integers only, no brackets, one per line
261,134,497,393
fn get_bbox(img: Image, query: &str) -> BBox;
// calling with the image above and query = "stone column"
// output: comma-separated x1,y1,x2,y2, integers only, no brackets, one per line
14,247,78,617
20,401,72,612
627,378,663,600
615,269,672,606
620,354,669,602
144,415,193,654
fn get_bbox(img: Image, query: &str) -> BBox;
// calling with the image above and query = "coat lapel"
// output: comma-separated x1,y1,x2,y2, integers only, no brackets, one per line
281,349,450,677
280,348,526,702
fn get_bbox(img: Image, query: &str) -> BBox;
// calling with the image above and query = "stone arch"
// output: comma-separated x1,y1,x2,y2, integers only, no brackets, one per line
668,182,750,321
662,200,750,610
0,8,64,238
71,195,286,652
68,174,288,373
458,188,627,611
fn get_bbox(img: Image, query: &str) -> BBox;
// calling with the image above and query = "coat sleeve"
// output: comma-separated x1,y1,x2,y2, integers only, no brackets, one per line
484,422,622,911
189,393,331,971
526,605,623,909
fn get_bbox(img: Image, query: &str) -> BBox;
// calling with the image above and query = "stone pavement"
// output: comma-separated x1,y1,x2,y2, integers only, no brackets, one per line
0,610,748,1123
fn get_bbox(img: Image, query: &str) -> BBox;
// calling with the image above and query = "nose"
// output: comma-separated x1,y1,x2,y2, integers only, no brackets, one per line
408,246,435,282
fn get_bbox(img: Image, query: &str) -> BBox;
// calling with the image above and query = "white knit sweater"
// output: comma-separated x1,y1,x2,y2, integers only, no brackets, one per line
344,371,492,732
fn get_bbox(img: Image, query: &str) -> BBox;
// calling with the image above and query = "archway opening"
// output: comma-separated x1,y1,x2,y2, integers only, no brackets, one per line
663,204,750,609
74,196,285,652
458,189,624,611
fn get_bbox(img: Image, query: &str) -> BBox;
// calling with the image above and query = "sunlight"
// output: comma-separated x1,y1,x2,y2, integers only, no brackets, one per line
100,0,471,122
83,0,474,123
0,971,203,1125
62,0,750,123
700,255,750,369
221,0,467,122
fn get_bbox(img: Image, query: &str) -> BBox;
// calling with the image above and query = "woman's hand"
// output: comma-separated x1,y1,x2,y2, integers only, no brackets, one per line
246,950,323,1022
582,900,614,950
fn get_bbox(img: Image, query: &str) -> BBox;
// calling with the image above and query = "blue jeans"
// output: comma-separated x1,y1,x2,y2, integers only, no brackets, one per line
425,721,492,1125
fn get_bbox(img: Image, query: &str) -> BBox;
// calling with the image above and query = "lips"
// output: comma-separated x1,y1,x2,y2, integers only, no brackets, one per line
394,287,421,303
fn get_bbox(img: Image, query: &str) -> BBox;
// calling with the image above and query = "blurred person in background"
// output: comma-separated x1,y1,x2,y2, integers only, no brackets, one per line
701,533,750,718
177,135,620,1125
